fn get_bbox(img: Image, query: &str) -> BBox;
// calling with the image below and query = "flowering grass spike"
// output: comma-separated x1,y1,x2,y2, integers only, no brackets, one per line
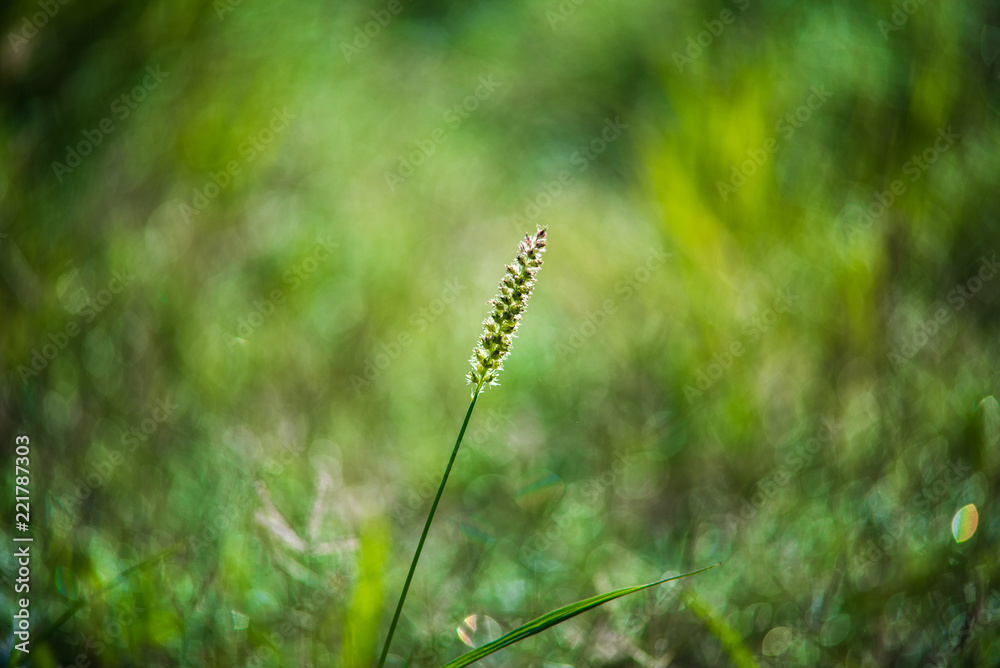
468,227,547,392
379,225,711,668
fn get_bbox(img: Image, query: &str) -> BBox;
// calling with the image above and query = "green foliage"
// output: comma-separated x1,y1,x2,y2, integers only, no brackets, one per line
343,525,389,668
2,0,999,666
441,565,719,667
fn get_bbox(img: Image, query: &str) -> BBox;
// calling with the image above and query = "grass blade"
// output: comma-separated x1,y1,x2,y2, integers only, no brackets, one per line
343,524,390,668
684,588,759,668
440,562,721,668
377,391,481,668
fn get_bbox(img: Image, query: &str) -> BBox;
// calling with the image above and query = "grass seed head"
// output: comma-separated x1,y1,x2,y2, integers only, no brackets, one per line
467,227,547,392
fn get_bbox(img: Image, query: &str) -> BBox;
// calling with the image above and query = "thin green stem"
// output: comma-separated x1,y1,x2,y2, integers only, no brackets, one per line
377,387,482,668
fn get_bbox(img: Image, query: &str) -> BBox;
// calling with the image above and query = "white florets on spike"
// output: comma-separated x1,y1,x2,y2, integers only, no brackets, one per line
467,227,547,393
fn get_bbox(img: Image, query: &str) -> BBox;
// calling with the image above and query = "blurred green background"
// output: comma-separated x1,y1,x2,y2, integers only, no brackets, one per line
2,0,1000,666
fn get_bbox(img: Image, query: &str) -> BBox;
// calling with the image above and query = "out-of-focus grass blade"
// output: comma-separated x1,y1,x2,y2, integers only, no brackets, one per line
684,588,759,668
342,523,389,668
440,562,721,668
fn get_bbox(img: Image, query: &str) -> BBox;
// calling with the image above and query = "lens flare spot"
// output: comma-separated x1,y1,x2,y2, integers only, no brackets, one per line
762,626,793,656
820,613,851,646
458,521,496,547
513,470,564,510
951,504,978,543
457,614,503,648
231,610,250,631
55,566,80,600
